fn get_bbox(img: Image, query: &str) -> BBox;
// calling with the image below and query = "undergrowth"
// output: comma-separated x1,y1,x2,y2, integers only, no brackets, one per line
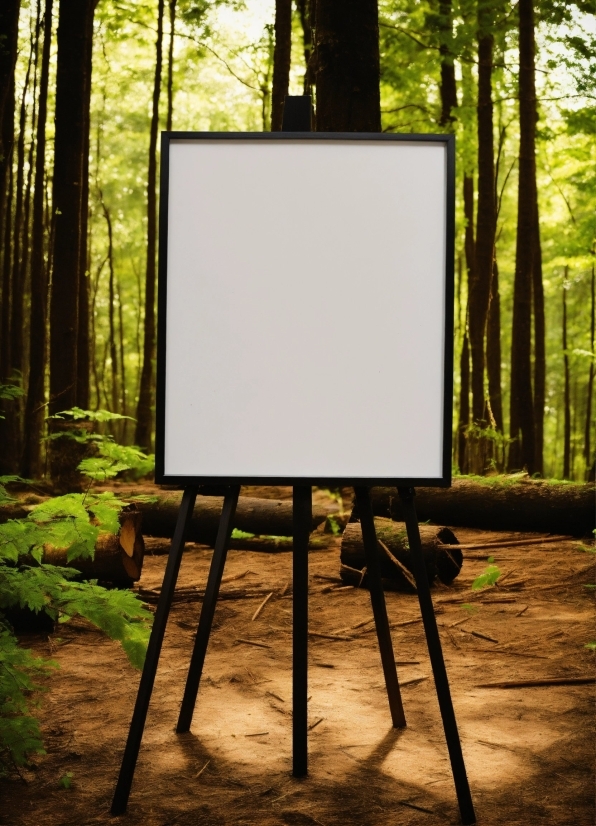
0,408,155,776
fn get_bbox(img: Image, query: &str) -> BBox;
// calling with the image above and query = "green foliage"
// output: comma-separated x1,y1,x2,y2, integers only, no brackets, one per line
471,559,502,590
0,384,23,418
0,630,55,775
0,492,153,775
78,441,155,481
49,407,133,423
59,771,74,789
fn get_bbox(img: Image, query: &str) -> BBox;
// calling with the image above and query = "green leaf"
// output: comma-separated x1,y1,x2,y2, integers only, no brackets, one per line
471,564,502,591
59,772,74,789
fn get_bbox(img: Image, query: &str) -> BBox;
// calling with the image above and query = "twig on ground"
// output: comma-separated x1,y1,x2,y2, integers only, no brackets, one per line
235,638,271,649
476,676,595,688
251,592,273,621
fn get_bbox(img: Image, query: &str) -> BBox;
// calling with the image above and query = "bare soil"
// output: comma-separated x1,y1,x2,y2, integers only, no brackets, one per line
1,496,594,826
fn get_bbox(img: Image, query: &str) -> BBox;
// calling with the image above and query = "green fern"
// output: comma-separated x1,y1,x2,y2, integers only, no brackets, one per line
0,490,153,775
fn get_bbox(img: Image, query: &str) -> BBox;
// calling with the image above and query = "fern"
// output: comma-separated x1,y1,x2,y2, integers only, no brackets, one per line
0,490,153,774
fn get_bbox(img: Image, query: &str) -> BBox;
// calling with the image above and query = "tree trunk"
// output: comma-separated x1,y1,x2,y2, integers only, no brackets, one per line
49,0,97,418
532,195,545,475
135,0,165,452
458,330,470,473
0,0,20,232
7,35,34,468
562,270,571,479
296,0,315,95
438,0,457,126
22,0,53,479
584,265,595,480
0,83,15,384
486,257,503,434
76,39,92,412
271,0,292,131
370,480,595,537
314,0,380,132
469,7,495,430
509,0,537,473
102,197,119,413
340,518,462,592
166,0,176,132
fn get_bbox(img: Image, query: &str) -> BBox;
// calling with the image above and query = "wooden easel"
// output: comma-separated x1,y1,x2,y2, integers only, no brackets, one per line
112,98,475,824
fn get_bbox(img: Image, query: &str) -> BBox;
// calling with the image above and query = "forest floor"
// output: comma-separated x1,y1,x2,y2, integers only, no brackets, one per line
0,487,594,826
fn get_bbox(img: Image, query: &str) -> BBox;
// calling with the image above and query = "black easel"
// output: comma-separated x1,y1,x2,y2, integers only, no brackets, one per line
112,97,475,824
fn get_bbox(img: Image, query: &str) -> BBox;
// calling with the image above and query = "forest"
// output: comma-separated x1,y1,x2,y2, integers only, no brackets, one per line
0,1,594,824
0,0,594,481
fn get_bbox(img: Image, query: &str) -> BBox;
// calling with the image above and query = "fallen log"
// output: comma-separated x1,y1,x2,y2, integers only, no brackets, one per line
135,493,333,544
370,479,595,536
340,517,462,592
42,508,144,585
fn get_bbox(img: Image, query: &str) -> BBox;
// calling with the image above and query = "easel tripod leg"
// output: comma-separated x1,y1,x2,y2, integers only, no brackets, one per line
354,487,406,728
292,485,311,777
111,487,198,816
177,485,241,733
398,487,476,826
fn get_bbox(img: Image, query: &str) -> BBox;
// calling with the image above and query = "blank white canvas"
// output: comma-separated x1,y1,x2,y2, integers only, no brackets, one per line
163,138,448,479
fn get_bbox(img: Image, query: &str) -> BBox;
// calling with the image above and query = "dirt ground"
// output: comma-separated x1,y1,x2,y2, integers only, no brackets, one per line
1,489,594,826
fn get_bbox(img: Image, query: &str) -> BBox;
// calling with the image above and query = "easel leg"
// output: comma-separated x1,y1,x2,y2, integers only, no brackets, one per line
354,487,406,728
292,485,311,777
111,487,198,816
177,485,241,733
398,487,476,826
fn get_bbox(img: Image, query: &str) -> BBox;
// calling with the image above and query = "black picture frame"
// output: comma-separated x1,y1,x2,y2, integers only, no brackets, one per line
154,131,456,488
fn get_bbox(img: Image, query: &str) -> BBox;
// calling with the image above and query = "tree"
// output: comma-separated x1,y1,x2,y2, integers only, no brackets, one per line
509,0,541,472
135,0,165,452
22,0,53,478
314,0,381,132
271,0,292,131
468,0,496,435
49,0,98,417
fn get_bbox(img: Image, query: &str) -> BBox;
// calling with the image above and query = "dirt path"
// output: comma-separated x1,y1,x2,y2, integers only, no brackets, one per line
1,527,594,825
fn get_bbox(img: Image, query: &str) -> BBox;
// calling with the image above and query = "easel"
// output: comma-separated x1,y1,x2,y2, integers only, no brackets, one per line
111,99,475,824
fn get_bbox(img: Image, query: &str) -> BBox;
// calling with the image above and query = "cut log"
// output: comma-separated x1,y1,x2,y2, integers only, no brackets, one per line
369,479,595,537
42,507,144,584
340,517,462,592
134,494,332,544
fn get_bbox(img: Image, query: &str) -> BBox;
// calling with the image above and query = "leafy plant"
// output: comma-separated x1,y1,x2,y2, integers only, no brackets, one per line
0,488,153,775
47,408,155,481
0,384,24,419
59,771,74,789
471,557,502,590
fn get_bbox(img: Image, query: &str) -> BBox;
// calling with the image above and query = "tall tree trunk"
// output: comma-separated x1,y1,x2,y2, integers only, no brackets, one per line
166,0,176,131
22,0,53,479
76,7,94,411
469,3,495,429
486,257,503,432
532,196,545,474
438,0,457,126
584,265,595,480
296,0,315,95
1,92,14,383
314,0,380,132
10,36,34,393
135,0,165,452
562,270,570,479
458,174,475,473
509,0,538,472
458,330,470,473
271,0,292,131
102,198,119,413
49,0,97,417
0,0,21,231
